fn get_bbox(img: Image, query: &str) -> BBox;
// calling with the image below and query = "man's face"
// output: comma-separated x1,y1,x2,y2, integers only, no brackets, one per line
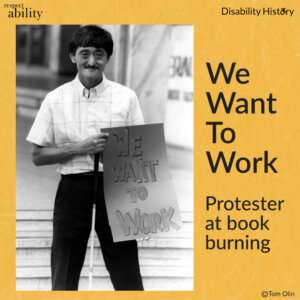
70,47,109,83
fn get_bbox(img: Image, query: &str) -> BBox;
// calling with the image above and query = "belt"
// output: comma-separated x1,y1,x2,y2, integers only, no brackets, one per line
62,172,103,177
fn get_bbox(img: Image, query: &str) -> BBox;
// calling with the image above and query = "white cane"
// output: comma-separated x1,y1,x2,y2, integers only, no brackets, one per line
88,153,100,290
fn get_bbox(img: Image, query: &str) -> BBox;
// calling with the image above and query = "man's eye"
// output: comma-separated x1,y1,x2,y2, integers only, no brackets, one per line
95,53,103,59
80,53,89,57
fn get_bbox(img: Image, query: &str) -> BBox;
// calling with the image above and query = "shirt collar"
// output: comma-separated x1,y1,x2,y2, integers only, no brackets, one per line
73,74,108,98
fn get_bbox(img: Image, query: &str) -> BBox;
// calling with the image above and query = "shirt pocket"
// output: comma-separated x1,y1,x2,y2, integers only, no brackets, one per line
110,102,129,121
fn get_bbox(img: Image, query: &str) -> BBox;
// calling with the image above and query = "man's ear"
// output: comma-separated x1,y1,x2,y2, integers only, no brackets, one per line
70,53,76,63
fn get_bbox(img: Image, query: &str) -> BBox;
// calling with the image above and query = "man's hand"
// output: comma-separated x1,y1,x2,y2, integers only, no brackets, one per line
31,132,109,166
78,133,109,155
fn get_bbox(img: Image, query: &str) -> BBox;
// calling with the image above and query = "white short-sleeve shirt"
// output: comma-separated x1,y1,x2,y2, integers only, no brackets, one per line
26,75,144,174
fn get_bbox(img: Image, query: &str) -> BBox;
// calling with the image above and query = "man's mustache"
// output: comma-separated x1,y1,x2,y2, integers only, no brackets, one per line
85,65,99,69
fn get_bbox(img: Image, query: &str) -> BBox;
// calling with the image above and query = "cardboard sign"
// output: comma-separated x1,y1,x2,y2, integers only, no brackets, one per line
102,124,182,242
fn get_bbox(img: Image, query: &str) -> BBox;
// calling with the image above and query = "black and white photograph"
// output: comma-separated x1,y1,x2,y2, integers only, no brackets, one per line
16,24,193,291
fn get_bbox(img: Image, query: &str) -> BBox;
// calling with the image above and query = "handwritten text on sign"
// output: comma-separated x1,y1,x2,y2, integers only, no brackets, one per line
102,124,182,242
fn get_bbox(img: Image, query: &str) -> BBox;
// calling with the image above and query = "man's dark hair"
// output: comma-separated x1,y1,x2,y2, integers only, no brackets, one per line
69,25,114,58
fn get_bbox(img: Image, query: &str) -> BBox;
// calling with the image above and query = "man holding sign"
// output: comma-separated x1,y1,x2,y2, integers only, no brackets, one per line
26,25,144,290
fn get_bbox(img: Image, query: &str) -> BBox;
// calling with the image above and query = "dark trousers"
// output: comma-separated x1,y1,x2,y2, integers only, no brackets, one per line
51,173,144,291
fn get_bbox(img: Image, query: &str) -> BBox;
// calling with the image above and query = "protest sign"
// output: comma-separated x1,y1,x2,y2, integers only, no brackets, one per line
102,124,182,242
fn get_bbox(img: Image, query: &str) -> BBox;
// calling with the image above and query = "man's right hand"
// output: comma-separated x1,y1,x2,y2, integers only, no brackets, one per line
78,133,109,155
31,133,109,166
